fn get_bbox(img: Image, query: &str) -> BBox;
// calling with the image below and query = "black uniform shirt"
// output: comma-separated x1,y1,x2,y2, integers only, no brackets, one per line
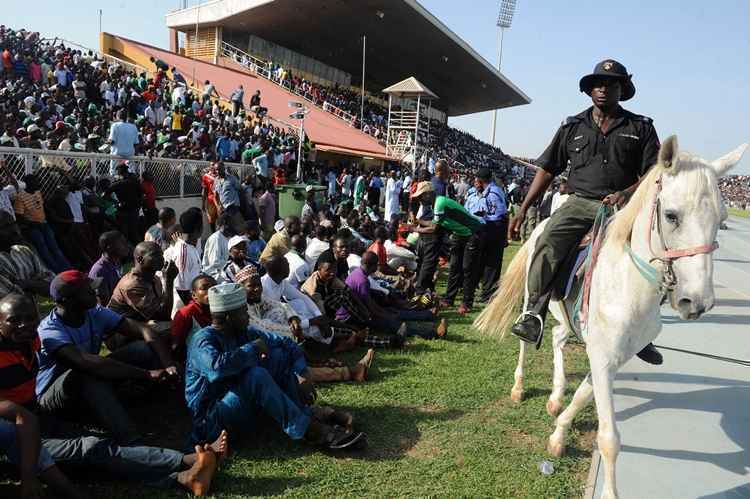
537,107,660,199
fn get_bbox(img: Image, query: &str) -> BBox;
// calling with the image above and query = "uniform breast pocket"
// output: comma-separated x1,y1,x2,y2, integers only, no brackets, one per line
614,135,640,167
566,136,590,170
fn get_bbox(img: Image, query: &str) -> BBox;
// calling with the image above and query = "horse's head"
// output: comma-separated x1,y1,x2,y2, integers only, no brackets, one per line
656,136,748,320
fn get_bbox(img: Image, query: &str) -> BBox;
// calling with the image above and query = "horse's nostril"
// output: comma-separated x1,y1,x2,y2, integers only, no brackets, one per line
678,298,692,310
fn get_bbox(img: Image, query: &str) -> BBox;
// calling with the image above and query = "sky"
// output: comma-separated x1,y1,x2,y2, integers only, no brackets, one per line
3,0,750,173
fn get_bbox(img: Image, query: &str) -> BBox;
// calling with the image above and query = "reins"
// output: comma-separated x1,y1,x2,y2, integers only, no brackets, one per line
579,173,720,329
627,174,719,293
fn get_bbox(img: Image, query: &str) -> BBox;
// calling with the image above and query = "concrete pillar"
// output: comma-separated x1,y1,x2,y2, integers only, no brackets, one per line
169,28,178,53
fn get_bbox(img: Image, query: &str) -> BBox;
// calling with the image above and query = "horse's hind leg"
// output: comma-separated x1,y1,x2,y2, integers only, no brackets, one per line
546,324,569,417
547,372,593,457
510,340,526,402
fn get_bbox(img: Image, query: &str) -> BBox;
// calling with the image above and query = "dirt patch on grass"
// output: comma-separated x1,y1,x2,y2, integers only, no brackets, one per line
405,436,443,459
504,427,543,451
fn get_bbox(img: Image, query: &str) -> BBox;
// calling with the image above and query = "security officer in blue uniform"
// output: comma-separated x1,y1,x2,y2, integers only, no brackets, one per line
509,59,662,364
443,167,508,314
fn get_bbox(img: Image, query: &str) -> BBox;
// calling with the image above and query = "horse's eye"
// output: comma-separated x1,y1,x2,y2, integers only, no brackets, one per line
665,211,679,226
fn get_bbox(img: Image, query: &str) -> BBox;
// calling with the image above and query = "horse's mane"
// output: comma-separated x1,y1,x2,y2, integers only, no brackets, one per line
606,164,664,246
606,153,722,247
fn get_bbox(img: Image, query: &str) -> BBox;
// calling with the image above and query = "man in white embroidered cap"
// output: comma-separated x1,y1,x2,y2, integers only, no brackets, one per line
184,283,366,450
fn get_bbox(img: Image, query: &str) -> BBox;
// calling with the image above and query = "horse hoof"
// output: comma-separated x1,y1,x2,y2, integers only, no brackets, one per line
547,438,565,457
546,400,563,418
510,388,524,403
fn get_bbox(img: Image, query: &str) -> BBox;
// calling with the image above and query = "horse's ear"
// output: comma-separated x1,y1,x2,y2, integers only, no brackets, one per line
710,143,748,177
658,135,679,170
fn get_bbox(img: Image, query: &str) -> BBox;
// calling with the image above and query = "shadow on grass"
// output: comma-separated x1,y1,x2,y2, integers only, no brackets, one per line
230,404,464,464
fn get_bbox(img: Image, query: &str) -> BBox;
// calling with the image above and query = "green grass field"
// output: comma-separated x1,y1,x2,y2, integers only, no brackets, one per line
4,243,596,498
728,207,750,218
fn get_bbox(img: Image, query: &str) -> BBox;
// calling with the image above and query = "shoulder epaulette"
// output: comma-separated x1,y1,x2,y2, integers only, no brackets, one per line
561,116,581,127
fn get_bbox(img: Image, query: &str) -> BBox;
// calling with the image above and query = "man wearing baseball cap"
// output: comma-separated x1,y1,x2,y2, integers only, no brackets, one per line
508,59,662,364
36,270,179,445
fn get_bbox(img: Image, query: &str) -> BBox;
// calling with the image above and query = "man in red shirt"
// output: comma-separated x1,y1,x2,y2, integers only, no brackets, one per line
171,275,216,360
201,163,218,232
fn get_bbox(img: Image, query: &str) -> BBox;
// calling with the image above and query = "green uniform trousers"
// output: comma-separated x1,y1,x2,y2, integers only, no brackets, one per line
526,195,601,306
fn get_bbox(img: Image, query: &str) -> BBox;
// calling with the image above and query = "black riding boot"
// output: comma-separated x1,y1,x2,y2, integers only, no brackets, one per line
510,291,552,349
636,343,663,365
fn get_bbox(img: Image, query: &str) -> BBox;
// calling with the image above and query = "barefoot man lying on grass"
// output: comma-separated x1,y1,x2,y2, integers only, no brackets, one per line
0,293,228,498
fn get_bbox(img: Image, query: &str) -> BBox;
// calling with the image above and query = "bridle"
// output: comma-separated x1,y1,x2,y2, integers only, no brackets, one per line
643,174,719,292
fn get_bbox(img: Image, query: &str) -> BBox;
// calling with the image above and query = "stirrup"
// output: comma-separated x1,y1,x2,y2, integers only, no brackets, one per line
513,311,545,350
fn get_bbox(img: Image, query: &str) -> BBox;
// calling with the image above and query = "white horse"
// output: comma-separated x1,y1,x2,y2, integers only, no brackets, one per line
474,136,747,499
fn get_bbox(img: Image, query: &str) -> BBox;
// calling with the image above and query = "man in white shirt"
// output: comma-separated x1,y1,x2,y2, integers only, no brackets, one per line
107,110,139,176
144,100,167,128
164,208,203,317
262,256,331,345
340,169,353,199
285,235,311,289
201,211,243,283
384,170,402,222
305,225,331,267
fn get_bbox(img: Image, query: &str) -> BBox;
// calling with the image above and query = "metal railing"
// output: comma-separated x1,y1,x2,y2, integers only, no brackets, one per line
0,146,253,199
41,37,149,75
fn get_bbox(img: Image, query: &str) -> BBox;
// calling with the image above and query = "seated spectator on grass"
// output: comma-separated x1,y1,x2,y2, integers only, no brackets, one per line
164,208,204,317
0,211,54,297
314,235,349,280
14,174,72,273
285,235,311,289
171,274,216,360
223,235,259,283
145,207,177,251
36,271,179,445
0,293,225,498
305,225,331,267
202,210,243,283
88,230,129,305
235,266,374,382
244,219,266,263
184,283,366,450
338,252,445,340
259,215,300,263
108,242,178,344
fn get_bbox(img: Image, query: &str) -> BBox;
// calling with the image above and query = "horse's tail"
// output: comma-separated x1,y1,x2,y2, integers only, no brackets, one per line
474,241,530,339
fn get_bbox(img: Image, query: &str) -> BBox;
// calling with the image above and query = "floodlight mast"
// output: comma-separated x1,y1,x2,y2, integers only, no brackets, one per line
490,0,516,147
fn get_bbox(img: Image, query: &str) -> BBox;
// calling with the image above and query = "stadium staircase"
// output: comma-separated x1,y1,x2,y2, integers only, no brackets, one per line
219,41,371,137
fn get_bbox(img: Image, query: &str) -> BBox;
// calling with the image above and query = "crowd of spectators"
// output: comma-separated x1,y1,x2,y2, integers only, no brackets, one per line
719,175,750,210
0,25,300,169
0,24,547,498
230,49,519,178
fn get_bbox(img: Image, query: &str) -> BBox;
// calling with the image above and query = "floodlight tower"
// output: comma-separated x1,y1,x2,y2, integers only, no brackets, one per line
490,0,516,147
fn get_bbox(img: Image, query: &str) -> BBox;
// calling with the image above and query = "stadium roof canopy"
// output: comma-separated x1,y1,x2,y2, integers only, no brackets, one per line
165,0,531,116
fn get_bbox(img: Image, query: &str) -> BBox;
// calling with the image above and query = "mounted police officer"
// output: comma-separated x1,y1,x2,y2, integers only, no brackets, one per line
509,59,663,365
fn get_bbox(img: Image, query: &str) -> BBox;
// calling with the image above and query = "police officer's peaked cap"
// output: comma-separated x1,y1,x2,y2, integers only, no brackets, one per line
579,59,635,101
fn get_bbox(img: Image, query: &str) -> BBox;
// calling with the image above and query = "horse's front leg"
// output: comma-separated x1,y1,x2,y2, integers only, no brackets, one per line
546,324,569,417
547,371,593,457
510,340,526,402
590,359,621,499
